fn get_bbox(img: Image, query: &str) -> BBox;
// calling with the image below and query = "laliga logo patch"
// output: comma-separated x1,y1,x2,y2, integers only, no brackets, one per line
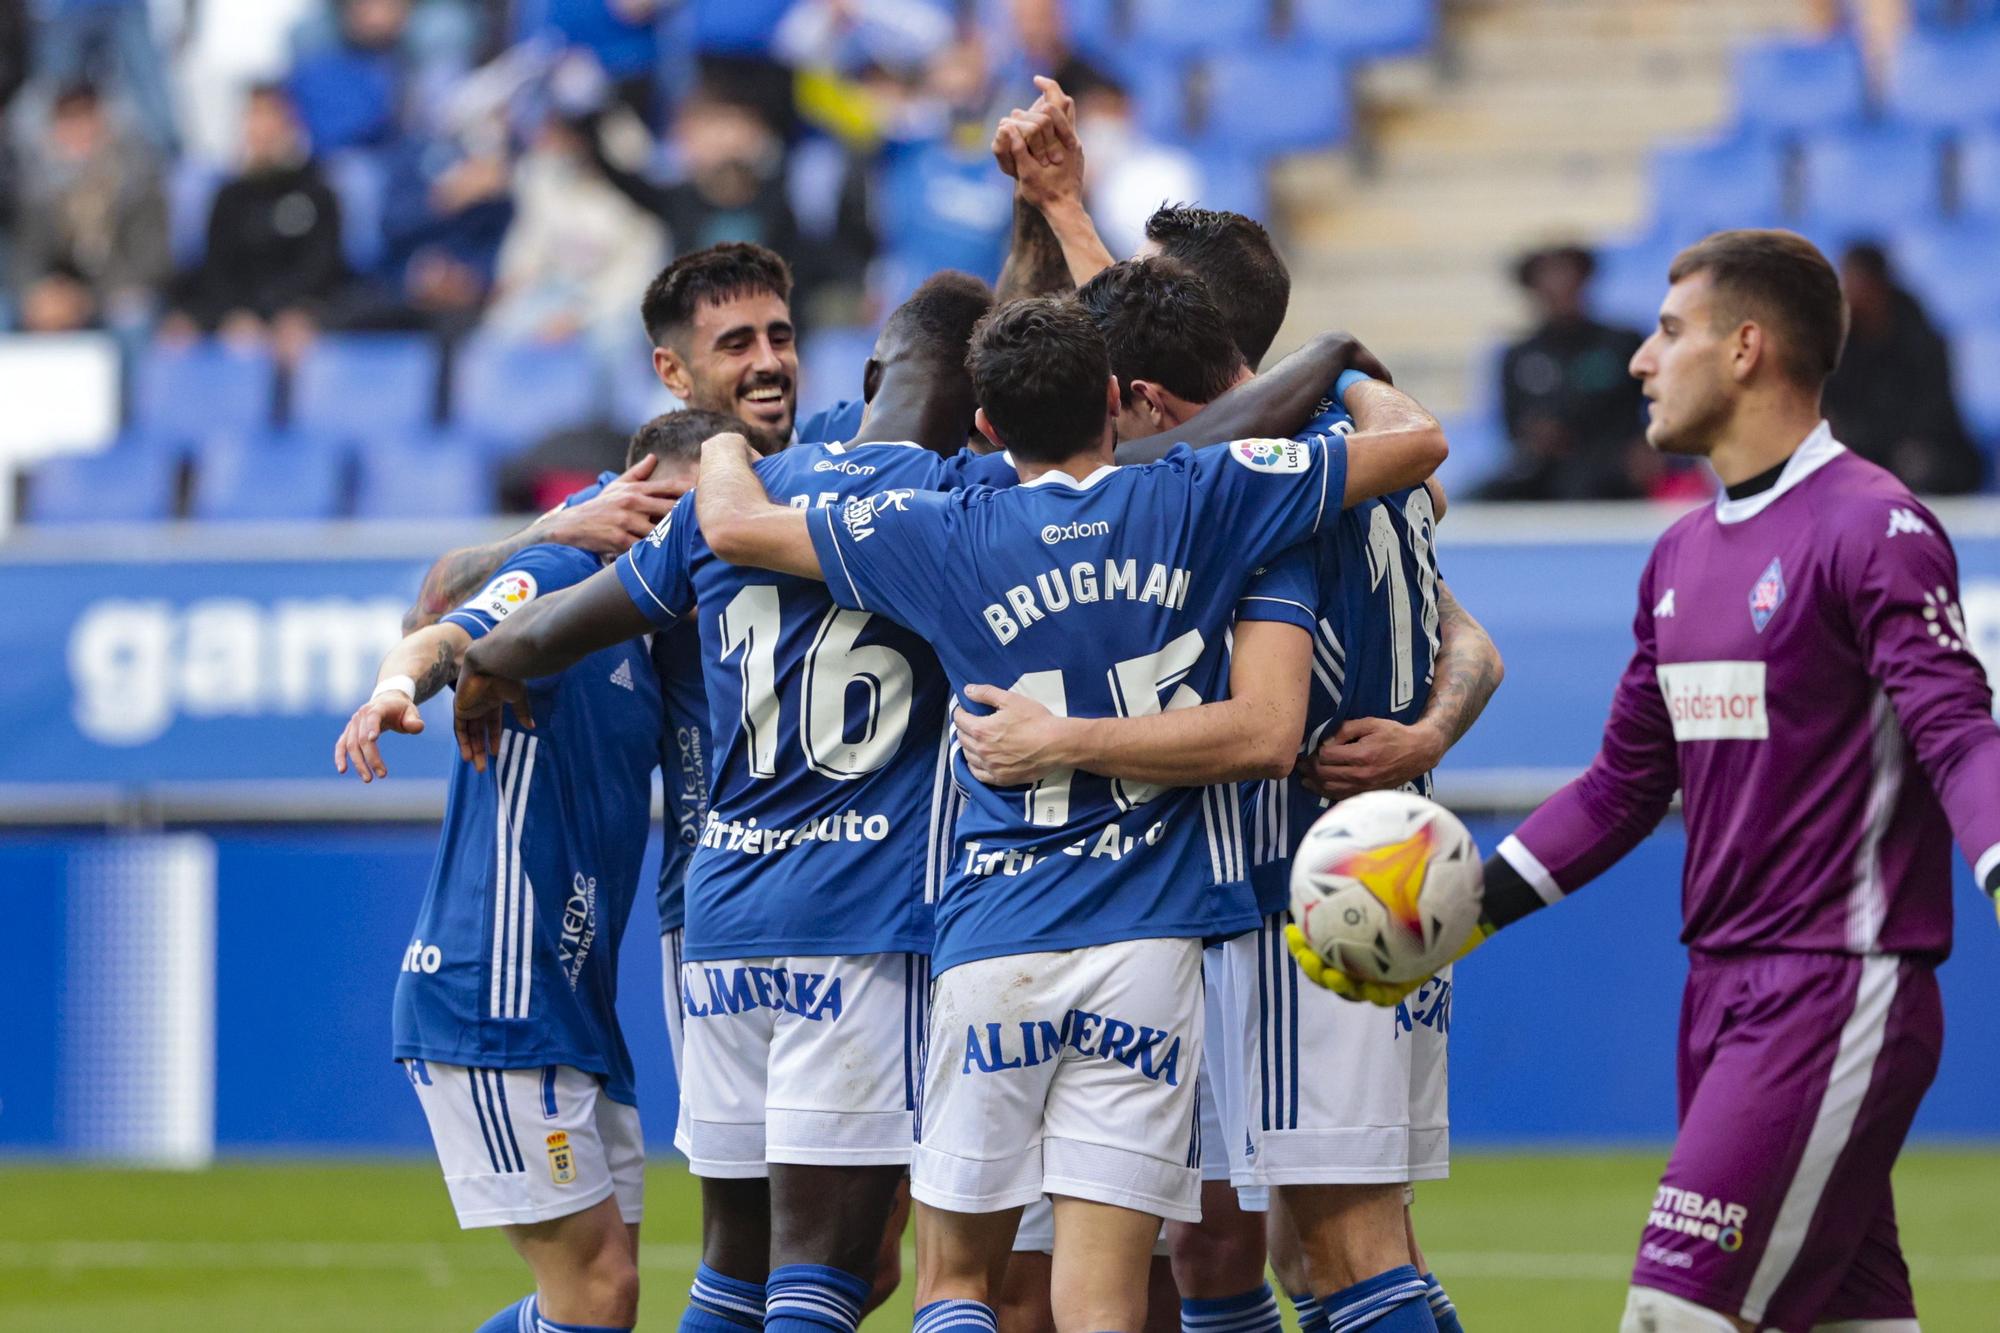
1748,557,1785,633
479,571,538,621
1230,438,1310,474
545,1131,576,1185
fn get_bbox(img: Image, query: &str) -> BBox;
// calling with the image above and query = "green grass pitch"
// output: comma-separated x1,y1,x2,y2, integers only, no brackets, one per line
3,1151,1996,1330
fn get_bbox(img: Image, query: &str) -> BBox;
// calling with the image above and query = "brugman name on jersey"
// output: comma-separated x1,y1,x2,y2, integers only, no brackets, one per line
960,1012,1185,1085
961,816,1168,877
68,596,406,745
681,964,845,1022
700,807,893,855
982,561,1193,645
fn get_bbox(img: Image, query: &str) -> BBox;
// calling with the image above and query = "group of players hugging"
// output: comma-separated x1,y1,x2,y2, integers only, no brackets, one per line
334,77,2000,1333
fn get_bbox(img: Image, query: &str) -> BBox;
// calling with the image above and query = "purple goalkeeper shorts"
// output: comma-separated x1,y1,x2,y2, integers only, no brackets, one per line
1631,950,1941,1331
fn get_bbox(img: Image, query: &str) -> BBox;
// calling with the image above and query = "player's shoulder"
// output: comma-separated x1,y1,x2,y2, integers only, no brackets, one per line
504,540,601,582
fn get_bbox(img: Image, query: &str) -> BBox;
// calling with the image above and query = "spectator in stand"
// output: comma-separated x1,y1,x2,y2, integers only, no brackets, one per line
1480,244,1650,501
1824,243,1985,494
10,82,170,333
160,83,346,362
32,0,180,153
1067,66,1201,260
287,0,418,154
484,105,665,357
377,136,514,334
513,0,665,119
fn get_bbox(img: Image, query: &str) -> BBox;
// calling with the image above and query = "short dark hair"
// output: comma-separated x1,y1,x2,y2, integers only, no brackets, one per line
1669,229,1847,387
626,408,744,469
966,298,1111,464
879,270,995,364
641,243,792,348
1143,205,1290,368
1075,257,1245,408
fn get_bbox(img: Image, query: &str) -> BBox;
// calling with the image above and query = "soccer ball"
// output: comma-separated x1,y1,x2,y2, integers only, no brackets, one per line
1289,791,1483,985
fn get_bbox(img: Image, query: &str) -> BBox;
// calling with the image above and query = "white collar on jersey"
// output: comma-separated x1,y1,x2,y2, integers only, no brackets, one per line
1712,420,1845,525
1022,463,1117,489
820,439,924,455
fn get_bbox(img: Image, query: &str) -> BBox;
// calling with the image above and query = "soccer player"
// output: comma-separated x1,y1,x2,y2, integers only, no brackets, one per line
957,258,1495,1333
685,296,1448,1333
1298,230,2000,1333
402,243,803,635
331,419,720,1333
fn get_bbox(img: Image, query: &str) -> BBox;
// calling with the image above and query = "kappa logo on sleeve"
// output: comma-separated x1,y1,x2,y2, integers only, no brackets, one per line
1229,438,1312,474
1886,507,1932,539
477,571,538,621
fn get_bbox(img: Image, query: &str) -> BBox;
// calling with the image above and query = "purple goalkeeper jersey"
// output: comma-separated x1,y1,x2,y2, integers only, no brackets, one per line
1499,424,2000,959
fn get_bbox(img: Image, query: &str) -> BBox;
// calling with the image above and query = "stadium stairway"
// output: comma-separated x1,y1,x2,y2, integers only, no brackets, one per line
1272,0,1800,417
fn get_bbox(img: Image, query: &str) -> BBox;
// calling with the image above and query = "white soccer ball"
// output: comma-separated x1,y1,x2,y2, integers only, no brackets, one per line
1289,790,1483,985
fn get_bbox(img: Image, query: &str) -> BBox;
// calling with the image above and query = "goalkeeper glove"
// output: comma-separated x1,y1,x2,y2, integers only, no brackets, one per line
1284,918,1493,1007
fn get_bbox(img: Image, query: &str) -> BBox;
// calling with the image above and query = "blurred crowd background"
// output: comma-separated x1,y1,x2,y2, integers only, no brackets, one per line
0,0,1996,527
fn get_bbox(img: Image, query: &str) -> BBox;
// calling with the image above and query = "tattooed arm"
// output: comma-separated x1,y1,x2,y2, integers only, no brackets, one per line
333,622,475,781
1297,582,1504,800
995,195,1077,301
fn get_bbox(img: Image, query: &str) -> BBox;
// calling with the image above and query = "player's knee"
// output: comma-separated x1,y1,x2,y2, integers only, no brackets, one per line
1619,1285,1750,1333
1166,1215,1266,1298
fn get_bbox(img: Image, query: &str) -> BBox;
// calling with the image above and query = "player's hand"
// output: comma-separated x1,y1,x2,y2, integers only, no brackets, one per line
539,454,685,557
1320,330,1395,387
1297,717,1446,801
1284,919,1491,1006
452,663,530,773
955,683,1073,785
333,693,426,783
996,79,1084,210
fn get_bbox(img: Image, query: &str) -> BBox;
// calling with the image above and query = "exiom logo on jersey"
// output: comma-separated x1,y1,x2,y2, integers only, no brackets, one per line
1040,519,1111,544
960,1010,1185,1085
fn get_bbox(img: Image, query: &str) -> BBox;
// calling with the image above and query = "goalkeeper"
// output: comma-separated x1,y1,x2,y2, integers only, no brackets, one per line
1293,232,2000,1333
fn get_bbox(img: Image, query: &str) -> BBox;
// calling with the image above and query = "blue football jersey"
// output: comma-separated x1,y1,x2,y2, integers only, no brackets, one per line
806,435,1349,974
615,440,1017,962
393,544,663,1104
561,471,711,934
797,398,865,448
1236,469,1442,913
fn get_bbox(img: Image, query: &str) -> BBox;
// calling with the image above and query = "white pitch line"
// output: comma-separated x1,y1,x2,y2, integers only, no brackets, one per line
3,1241,1998,1285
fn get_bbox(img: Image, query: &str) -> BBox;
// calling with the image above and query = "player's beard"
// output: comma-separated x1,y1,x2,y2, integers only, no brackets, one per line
1646,365,1736,459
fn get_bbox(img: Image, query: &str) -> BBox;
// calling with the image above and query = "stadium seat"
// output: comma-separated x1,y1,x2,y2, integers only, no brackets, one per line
26,440,181,524
1891,220,2000,330
1958,126,2000,219
692,0,795,53
448,335,604,453
166,158,221,268
1129,0,1269,55
1733,37,1868,132
189,432,350,522
1649,135,1791,236
1191,150,1270,223
1293,0,1436,60
1590,237,1680,331
1912,0,2000,26
132,343,278,439
324,150,388,275
352,436,495,519
1800,125,1944,241
1200,49,1349,154
1436,412,1508,493
610,357,684,432
1953,324,2000,451
291,334,442,438
1887,26,2000,127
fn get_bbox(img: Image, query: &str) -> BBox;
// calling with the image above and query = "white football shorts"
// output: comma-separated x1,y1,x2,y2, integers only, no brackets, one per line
676,951,927,1177
403,1059,643,1229
1199,943,1269,1210
914,936,1205,1223
1222,913,1450,1187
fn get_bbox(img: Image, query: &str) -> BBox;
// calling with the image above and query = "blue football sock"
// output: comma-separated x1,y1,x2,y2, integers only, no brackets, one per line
912,1298,998,1333
681,1263,767,1332
1288,1291,1330,1333
1323,1266,1437,1333
1182,1283,1283,1333
1421,1273,1463,1333
532,1315,631,1333
764,1263,871,1333
476,1295,538,1333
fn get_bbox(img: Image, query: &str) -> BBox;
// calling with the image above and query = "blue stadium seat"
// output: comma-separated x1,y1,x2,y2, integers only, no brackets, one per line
1293,0,1436,60
324,150,388,275
1953,324,2000,449
1733,37,1868,132
189,432,349,522
692,0,795,53
1191,150,1270,223
132,343,278,438
352,436,495,519
1958,126,2000,219
27,441,181,524
1887,27,2000,127
1649,135,1790,236
448,335,603,452
1436,412,1507,493
291,334,441,438
1124,56,1194,144
1590,238,1680,331
611,357,684,432
167,159,221,268
1129,0,1269,55
1912,0,2000,26
1800,125,1944,240
1200,49,1349,154
1891,220,2000,330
